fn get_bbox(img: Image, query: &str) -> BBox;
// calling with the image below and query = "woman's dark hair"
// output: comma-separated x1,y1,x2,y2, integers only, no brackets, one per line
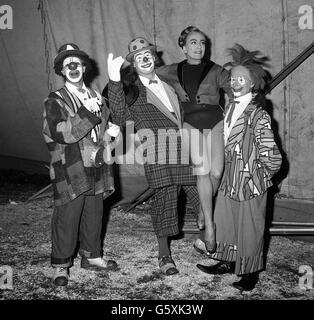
178,26,207,48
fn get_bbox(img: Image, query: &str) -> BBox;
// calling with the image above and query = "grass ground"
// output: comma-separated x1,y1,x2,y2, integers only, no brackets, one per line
1,188,314,301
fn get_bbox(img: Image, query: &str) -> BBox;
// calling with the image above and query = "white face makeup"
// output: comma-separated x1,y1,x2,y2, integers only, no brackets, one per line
231,65,254,97
61,56,85,84
133,50,155,76
182,31,206,64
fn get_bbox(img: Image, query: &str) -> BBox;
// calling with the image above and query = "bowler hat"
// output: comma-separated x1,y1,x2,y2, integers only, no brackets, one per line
54,43,90,76
126,37,156,62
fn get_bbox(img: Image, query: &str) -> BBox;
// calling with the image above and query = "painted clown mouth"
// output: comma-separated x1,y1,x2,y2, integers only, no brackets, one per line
141,62,153,68
69,70,81,78
232,88,243,92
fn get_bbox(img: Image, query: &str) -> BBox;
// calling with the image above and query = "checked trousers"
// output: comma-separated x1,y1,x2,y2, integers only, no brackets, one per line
150,184,199,238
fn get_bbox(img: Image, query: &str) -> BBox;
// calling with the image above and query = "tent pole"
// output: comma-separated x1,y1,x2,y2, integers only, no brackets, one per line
265,41,314,94
27,183,52,202
269,228,314,235
272,221,314,227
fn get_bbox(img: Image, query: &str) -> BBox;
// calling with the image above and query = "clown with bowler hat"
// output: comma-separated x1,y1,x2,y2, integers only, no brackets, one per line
107,37,200,276
43,43,121,286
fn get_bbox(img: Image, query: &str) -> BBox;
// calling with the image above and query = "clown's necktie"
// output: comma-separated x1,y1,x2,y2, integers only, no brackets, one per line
226,99,240,127
78,88,86,94
149,79,158,85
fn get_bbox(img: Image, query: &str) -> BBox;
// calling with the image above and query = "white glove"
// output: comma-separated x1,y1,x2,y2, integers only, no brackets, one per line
84,97,101,113
107,52,125,82
106,121,120,137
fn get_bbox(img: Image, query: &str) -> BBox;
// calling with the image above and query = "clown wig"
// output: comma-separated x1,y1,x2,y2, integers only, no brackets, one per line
224,43,270,91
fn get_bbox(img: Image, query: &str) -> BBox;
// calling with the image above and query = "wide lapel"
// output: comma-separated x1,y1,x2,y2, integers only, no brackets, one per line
146,85,180,126
177,60,186,88
198,60,215,87
57,87,77,116
89,87,109,143
162,81,182,126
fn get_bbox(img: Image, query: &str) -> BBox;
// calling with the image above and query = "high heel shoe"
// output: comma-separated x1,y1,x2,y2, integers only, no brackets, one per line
204,224,217,253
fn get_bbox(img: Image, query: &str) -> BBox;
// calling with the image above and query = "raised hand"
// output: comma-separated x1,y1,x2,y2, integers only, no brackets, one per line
107,53,125,82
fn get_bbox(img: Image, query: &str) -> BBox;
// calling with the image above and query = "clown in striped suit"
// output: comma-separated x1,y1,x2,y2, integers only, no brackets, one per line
197,44,282,292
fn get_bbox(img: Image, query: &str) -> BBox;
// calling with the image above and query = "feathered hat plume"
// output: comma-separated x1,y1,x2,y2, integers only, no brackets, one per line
224,43,270,91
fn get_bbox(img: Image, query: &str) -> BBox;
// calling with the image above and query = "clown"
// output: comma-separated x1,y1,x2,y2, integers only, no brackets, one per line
107,37,200,276
43,43,120,286
197,44,282,292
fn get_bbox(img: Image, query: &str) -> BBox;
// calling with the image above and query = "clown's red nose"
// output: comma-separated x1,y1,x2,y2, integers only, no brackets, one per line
68,62,79,70
143,56,149,63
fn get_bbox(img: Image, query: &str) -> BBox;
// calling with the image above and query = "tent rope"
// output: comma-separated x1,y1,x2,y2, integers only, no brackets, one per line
152,0,157,47
38,0,53,92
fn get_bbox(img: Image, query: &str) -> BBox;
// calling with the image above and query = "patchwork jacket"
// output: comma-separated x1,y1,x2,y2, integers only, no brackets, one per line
220,101,282,201
43,86,114,206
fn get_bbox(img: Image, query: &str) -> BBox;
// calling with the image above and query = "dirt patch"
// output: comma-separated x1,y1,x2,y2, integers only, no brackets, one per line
0,196,313,301
0,171,314,300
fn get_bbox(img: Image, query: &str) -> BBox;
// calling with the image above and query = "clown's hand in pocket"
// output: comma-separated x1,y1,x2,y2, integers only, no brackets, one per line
107,53,125,82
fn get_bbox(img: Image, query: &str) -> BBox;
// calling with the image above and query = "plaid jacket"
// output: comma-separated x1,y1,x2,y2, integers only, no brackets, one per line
108,79,196,188
43,86,115,206
220,101,282,201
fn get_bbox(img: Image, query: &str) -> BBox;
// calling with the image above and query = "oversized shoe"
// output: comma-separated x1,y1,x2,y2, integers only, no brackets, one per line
197,261,235,275
52,267,69,286
158,256,179,276
81,257,119,272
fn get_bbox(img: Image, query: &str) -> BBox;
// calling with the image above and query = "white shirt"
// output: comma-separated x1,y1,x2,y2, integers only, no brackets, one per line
139,74,174,112
65,82,89,100
224,92,252,144
65,82,101,142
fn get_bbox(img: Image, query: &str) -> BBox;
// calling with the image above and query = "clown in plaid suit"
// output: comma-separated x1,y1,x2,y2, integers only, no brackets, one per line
107,38,200,275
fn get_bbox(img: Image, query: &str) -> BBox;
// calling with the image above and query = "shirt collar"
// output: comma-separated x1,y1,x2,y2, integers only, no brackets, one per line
139,74,160,87
234,92,252,106
65,81,87,94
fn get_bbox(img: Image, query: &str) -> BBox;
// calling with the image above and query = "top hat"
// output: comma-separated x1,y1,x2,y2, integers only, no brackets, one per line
54,43,90,76
126,37,156,62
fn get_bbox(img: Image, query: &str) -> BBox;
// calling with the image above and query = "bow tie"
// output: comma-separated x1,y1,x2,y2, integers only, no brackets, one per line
77,88,86,94
226,99,240,127
149,79,158,85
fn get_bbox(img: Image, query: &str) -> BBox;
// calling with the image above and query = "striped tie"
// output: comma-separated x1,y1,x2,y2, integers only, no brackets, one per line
226,100,240,127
